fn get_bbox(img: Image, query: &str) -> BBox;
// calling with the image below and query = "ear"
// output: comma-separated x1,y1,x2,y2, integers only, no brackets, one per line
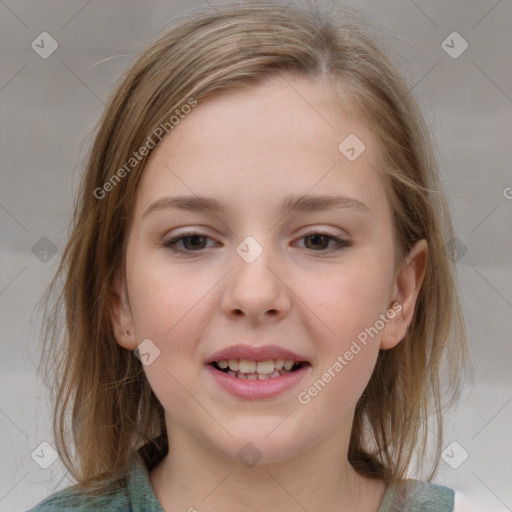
380,239,428,350
110,270,138,350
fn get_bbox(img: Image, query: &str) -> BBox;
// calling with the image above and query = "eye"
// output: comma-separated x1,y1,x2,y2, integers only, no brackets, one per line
294,231,351,254
162,230,351,255
163,232,218,253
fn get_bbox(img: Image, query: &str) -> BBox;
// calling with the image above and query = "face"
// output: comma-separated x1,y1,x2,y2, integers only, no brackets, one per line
112,74,427,465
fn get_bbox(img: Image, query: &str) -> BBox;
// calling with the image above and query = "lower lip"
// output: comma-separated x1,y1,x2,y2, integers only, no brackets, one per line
205,364,311,399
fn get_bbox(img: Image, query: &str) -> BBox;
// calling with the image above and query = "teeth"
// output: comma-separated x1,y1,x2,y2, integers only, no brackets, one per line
215,358,302,379
238,359,256,373
256,360,275,374
283,360,294,371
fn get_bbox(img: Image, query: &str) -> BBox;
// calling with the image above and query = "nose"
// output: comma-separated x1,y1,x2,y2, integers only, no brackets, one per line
221,238,291,325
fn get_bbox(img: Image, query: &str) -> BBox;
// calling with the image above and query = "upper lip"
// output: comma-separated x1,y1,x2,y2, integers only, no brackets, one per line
205,344,310,364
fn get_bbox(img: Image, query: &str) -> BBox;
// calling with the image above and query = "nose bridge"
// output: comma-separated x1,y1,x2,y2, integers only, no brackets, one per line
234,233,279,291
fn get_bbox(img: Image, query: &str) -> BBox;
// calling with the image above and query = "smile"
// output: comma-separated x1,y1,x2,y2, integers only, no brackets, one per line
206,360,311,399
211,358,307,380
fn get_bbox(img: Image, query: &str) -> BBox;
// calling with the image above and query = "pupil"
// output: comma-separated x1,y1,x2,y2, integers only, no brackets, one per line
186,235,205,249
308,234,327,250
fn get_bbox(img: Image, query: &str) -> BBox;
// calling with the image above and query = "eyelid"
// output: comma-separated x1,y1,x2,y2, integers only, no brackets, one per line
163,225,347,242
297,225,347,237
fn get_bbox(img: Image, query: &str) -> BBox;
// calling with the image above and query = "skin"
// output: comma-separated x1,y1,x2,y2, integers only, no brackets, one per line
111,73,428,512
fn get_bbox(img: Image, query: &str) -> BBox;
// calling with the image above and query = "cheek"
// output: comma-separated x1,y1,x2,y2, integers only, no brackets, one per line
296,256,391,402
129,275,216,425
126,253,221,385
303,256,392,346
127,255,215,342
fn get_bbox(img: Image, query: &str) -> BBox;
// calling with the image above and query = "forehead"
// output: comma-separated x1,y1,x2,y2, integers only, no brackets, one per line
134,74,388,218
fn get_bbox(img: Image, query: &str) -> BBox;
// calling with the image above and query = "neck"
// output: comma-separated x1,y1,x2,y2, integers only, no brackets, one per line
149,419,386,512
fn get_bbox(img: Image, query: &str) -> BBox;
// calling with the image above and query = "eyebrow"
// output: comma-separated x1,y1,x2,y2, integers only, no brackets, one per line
142,193,372,218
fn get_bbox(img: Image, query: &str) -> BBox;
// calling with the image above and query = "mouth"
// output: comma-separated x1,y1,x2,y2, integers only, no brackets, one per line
209,358,310,380
204,344,312,399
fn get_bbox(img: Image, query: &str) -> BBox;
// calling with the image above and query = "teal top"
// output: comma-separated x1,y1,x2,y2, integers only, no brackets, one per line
27,453,454,512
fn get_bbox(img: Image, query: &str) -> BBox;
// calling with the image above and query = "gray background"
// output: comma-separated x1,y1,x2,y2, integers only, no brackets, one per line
0,0,511,510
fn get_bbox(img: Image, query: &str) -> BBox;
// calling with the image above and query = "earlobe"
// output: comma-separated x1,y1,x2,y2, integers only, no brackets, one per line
110,271,138,350
380,239,428,350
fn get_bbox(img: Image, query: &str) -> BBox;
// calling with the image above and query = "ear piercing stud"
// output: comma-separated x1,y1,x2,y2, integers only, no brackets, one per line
122,329,129,336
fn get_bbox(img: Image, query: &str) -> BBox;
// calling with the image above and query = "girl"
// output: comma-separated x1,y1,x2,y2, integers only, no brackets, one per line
29,1,468,510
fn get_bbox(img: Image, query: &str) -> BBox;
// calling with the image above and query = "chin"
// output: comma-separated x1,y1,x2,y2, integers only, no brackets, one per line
208,426,314,468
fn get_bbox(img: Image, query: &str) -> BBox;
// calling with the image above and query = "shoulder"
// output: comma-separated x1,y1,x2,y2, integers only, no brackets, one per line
25,484,130,512
379,479,455,512
26,452,163,512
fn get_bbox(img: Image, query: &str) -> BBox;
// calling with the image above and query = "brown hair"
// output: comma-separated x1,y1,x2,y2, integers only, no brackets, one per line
37,0,468,493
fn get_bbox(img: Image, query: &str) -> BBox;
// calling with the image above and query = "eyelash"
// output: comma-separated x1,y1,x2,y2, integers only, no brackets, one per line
162,230,352,255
